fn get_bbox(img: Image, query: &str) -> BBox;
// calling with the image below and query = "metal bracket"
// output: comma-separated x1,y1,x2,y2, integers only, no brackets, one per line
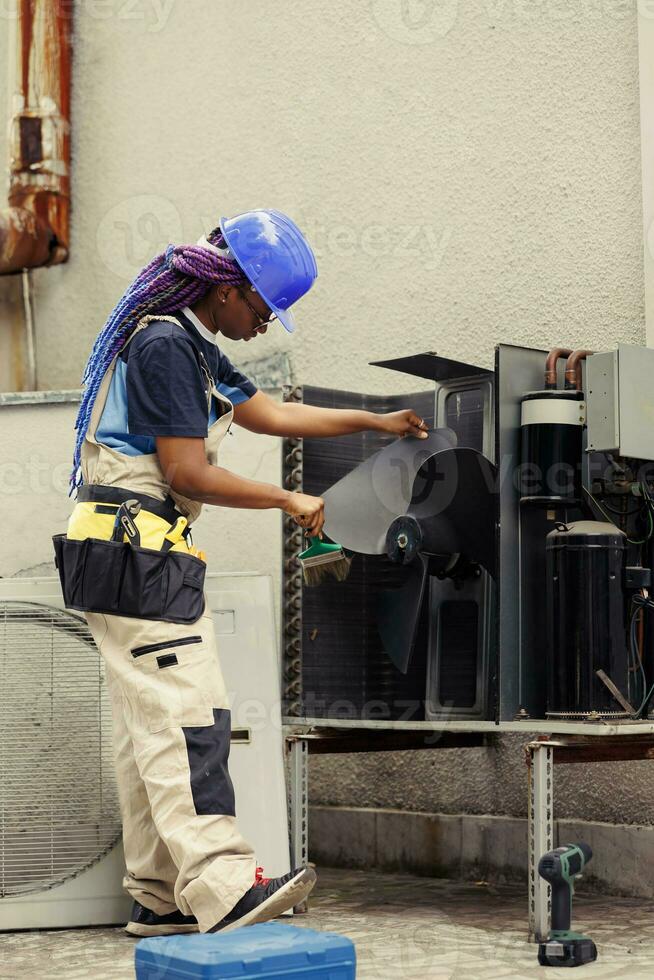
527,740,553,942
286,735,310,913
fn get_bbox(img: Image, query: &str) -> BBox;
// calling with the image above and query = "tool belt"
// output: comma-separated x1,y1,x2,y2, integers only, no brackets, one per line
76,484,192,534
52,485,206,624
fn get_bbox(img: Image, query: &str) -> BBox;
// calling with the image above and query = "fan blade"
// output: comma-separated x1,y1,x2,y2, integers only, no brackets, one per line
322,428,457,555
376,448,498,674
374,554,430,674
408,447,497,575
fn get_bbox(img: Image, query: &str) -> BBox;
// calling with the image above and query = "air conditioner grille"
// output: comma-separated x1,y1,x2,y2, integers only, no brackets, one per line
0,602,121,897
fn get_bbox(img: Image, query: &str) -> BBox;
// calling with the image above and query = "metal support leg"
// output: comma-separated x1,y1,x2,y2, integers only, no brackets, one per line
528,742,553,942
286,735,309,912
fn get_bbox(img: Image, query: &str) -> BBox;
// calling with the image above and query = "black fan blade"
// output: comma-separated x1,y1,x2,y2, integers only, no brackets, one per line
374,554,430,674
322,428,457,555
408,447,497,575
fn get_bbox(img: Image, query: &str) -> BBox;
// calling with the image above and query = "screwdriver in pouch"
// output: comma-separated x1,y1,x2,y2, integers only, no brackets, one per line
160,516,188,553
111,499,142,547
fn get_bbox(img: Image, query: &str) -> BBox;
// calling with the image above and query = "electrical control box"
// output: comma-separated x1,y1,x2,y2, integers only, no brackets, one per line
587,344,654,460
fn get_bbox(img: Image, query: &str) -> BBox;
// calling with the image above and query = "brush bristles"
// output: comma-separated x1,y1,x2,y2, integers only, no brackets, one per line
300,550,350,566
299,552,353,587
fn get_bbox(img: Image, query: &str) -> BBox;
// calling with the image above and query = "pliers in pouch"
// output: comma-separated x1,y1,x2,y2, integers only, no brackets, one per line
111,499,142,547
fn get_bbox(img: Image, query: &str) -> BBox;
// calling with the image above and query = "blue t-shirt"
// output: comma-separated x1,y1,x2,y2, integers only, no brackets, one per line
95,307,257,456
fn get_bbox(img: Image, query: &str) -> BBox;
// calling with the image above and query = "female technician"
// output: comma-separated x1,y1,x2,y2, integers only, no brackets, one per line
60,209,429,937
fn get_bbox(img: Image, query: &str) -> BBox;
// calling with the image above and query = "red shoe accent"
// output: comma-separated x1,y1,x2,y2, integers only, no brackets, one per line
254,866,272,887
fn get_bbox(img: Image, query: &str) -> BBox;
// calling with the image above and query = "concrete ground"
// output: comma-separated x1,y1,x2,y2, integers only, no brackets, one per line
2,866,654,979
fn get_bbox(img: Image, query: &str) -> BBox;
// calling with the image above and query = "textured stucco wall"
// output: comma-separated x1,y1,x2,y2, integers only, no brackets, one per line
308,736,654,827
0,3,649,826
0,2,645,392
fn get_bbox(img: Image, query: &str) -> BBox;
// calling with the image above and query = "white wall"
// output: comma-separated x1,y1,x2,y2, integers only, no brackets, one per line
1,1,645,395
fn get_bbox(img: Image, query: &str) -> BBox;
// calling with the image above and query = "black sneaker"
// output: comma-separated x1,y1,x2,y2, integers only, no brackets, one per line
209,865,317,933
124,900,199,937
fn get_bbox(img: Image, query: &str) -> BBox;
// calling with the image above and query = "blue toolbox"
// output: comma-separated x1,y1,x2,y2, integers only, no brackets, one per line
134,921,356,979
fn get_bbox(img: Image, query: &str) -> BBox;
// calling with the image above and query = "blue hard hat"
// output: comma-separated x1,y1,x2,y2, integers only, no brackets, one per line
219,209,317,333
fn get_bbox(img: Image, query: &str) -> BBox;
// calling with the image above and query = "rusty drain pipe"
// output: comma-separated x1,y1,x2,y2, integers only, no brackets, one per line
0,0,73,275
564,349,595,391
544,348,573,389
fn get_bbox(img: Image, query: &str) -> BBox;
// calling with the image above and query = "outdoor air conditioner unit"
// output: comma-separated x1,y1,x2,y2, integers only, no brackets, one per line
0,576,129,930
0,572,289,931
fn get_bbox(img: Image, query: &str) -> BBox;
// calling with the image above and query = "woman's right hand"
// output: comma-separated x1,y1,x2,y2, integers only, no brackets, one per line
283,491,325,537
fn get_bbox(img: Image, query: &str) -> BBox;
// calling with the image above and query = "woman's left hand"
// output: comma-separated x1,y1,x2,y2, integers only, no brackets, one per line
377,410,429,439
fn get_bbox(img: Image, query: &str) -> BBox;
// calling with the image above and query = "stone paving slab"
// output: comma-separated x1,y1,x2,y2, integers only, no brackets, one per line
1,867,653,979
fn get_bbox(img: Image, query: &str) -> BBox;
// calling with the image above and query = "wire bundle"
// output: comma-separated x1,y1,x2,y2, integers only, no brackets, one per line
583,480,654,717
583,481,654,545
628,593,654,717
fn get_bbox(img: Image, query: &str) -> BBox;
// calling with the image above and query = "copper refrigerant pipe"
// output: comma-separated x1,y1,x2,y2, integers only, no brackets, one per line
544,348,573,389
565,350,595,391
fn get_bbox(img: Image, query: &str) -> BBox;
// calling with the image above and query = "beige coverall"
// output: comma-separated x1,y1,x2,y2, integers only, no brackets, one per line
72,315,258,933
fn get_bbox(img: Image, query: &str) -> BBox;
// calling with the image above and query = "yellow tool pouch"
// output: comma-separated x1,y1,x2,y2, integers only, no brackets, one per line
66,501,193,553
70,482,195,545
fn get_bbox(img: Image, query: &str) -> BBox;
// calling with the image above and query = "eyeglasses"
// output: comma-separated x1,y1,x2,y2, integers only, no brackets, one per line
238,286,277,331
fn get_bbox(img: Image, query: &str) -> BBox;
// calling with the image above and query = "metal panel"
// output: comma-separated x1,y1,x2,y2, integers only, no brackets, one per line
617,343,654,460
424,373,496,721
586,350,619,453
495,344,551,722
435,375,494,461
370,351,489,383
425,572,494,721
282,716,654,735
587,345,654,461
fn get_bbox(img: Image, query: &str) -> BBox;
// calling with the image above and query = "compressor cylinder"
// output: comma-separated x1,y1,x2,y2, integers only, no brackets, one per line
546,521,627,717
520,389,584,503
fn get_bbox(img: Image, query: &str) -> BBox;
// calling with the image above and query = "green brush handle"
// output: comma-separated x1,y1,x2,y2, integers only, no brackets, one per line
298,535,345,559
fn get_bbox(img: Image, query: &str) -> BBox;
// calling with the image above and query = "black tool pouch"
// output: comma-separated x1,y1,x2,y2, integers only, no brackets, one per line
52,534,206,624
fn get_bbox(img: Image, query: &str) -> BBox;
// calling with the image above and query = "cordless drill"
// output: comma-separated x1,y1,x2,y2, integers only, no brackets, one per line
537,843,598,967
